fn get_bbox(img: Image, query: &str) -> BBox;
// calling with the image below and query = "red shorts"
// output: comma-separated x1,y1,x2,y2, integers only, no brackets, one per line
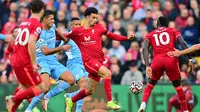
151,56,180,81
12,63,42,87
84,59,103,82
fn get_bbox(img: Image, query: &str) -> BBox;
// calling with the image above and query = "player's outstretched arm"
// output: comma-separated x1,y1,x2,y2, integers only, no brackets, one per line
0,34,14,43
105,31,136,41
41,45,70,55
142,40,152,77
55,29,70,43
177,36,195,73
142,40,150,67
177,36,192,59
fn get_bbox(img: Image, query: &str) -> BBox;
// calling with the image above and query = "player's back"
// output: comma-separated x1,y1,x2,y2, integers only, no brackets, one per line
145,27,180,57
11,18,42,67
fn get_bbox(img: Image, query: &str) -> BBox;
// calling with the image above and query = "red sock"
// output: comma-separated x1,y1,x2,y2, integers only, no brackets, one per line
175,86,188,111
12,86,41,102
11,100,23,112
104,78,112,101
13,86,21,96
72,89,89,103
142,84,154,102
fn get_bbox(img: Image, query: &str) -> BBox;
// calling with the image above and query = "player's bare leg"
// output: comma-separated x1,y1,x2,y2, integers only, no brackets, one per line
59,70,75,86
41,71,75,111
66,78,98,112
138,78,157,112
26,73,51,112
98,65,121,110
6,82,45,112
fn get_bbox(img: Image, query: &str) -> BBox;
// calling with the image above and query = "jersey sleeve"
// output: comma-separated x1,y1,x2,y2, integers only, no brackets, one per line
4,44,13,60
64,29,78,39
31,21,42,40
97,23,107,35
145,33,151,42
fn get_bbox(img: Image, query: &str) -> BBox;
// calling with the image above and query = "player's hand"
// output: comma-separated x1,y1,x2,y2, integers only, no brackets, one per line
5,34,14,43
188,59,195,74
128,33,137,40
146,66,152,77
167,48,181,57
62,45,71,51
32,63,39,73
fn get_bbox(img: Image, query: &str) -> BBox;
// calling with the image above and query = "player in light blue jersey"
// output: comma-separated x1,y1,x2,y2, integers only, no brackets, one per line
42,17,88,112
25,10,75,112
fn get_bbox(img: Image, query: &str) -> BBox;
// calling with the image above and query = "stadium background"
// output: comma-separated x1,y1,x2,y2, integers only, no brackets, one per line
0,0,200,112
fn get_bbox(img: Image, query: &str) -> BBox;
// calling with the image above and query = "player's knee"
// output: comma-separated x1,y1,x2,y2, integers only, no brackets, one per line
148,78,157,86
104,69,111,78
86,88,95,95
42,86,50,93
68,78,75,86
172,78,181,87
78,77,87,89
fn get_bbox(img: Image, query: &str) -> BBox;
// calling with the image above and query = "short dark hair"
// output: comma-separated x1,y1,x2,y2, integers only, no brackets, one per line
30,0,45,13
84,7,98,17
70,17,80,22
157,16,169,27
41,10,55,20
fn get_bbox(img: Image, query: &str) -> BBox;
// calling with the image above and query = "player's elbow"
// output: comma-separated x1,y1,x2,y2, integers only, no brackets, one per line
41,48,50,56
42,50,49,56
142,48,147,55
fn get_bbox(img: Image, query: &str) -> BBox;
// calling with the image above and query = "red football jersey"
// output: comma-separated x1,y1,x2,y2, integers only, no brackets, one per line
11,18,42,67
66,23,107,62
145,27,181,56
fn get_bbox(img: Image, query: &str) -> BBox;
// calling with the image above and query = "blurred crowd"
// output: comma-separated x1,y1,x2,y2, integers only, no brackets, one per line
1,0,200,85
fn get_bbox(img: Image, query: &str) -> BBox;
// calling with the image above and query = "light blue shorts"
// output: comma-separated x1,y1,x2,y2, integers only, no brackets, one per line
66,63,88,81
38,60,68,81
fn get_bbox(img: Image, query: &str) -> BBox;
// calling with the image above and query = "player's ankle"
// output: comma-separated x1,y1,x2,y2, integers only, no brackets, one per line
183,110,189,112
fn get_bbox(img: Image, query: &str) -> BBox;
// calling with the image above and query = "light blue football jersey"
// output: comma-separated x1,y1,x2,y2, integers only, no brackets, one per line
36,24,57,61
64,39,83,65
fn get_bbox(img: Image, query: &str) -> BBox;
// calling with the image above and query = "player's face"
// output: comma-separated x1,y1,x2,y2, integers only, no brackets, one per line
45,15,55,28
70,20,81,29
87,13,98,27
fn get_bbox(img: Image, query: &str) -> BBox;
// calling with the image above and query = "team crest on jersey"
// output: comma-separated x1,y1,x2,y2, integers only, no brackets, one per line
92,29,95,34
38,38,44,43
84,36,91,41
36,27,42,34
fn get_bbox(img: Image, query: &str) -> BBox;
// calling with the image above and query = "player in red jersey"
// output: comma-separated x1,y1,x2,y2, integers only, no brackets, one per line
5,0,46,112
138,16,192,112
64,7,136,111
168,80,195,112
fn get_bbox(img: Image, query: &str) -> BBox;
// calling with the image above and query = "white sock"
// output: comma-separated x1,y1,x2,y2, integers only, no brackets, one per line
183,111,189,112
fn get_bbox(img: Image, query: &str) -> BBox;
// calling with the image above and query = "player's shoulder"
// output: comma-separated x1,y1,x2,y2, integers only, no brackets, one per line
72,26,83,33
166,27,179,32
94,23,105,28
28,18,41,25
146,29,156,37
